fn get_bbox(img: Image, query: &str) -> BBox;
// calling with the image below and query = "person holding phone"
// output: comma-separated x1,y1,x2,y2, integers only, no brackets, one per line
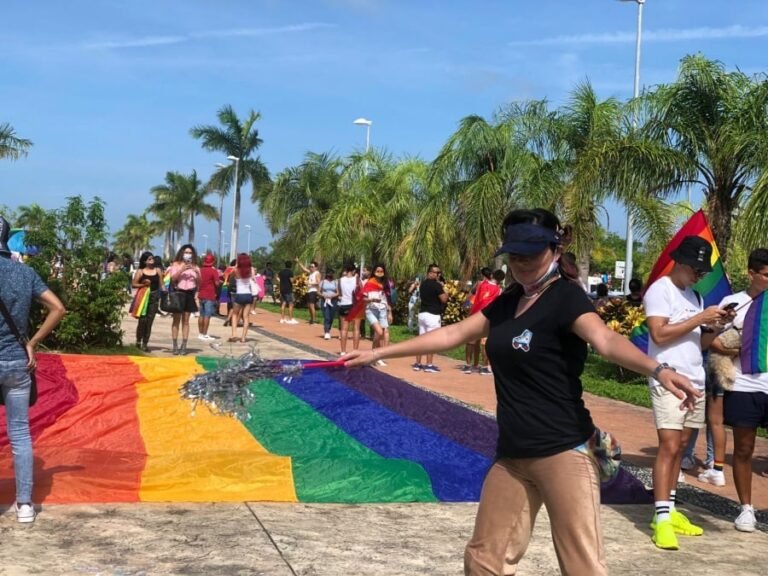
643,235,732,549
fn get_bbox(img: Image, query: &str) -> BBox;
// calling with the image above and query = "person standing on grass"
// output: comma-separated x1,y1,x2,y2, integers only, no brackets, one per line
643,235,732,550
0,215,66,524
462,268,503,375
278,260,298,324
298,260,321,325
263,261,276,304
338,264,361,354
320,268,339,340
715,248,768,532
412,264,447,373
343,208,700,575
197,253,221,341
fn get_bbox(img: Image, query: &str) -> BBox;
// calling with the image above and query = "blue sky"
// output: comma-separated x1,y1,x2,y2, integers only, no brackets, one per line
2,0,768,254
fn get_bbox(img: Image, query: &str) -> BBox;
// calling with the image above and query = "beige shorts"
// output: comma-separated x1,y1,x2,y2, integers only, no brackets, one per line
650,385,706,430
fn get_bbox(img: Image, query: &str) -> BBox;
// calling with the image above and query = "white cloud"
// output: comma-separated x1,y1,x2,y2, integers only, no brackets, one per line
83,36,187,50
195,23,335,39
509,24,768,47
83,22,334,50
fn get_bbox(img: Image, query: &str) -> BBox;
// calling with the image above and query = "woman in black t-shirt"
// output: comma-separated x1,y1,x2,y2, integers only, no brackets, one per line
343,208,699,575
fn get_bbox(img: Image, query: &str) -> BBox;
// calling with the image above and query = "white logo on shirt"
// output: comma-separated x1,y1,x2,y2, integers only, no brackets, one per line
512,329,533,352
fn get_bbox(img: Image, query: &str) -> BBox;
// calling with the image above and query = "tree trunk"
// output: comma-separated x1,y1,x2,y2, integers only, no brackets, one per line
577,250,590,290
706,189,734,265
188,214,195,246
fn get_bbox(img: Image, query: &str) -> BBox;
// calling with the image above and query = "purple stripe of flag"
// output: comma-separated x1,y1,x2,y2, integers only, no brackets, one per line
741,293,761,374
327,367,498,460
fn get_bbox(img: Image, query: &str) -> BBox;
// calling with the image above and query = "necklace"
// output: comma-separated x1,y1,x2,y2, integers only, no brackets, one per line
521,279,557,300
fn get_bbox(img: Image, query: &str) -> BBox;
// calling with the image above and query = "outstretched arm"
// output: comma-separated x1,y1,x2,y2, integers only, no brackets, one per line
343,313,489,366
572,312,701,411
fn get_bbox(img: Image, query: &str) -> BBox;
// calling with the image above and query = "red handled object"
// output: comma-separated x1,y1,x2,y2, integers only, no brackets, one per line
302,360,347,369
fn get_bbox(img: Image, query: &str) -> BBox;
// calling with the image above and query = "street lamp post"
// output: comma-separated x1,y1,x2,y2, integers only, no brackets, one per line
227,155,240,261
202,234,208,253
215,163,227,259
620,0,644,294
245,225,251,254
353,117,373,152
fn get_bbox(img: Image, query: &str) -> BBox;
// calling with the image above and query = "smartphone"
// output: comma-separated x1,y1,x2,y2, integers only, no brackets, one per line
722,302,738,311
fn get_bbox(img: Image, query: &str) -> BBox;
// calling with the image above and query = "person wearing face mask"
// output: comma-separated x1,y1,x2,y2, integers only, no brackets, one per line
168,244,201,355
342,208,701,575
131,251,164,351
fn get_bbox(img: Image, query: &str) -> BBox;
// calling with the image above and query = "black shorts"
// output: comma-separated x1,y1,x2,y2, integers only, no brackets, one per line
281,292,294,304
307,292,319,305
338,304,353,317
176,290,198,314
724,390,768,429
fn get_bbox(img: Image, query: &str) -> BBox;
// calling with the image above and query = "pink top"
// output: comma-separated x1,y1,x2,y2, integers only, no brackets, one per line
170,264,200,291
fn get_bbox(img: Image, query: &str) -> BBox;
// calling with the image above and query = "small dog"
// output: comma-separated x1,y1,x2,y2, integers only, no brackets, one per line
707,328,741,391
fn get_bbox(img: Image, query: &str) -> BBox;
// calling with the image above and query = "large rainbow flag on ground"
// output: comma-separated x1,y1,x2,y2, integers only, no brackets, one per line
0,354,496,504
630,210,732,352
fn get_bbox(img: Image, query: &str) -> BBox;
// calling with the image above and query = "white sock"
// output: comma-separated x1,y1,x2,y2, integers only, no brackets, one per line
655,500,672,522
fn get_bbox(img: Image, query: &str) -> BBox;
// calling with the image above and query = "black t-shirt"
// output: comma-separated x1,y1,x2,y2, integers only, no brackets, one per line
278,268,293,293
482,278,596,458
418,278,445,315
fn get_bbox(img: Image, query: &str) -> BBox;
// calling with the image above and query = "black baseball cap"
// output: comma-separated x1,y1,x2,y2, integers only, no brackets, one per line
671,235,713,273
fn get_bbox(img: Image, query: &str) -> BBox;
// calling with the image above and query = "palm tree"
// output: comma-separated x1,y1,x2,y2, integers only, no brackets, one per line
148,173,185,258
191,106,270,259
426,112,536,278
639,55,768,259
148,171,218,254
113,213,156,259
0,123,32,161
15,203,49,230
495,85,676,281
260,151,344,261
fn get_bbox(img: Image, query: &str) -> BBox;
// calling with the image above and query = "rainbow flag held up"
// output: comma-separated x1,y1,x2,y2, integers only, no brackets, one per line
129,286,150,318
741,292,768,374
630,210,732,353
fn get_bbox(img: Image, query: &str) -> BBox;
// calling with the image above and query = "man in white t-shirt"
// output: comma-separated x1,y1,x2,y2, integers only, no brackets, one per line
643,235,731,550
713,248,768,533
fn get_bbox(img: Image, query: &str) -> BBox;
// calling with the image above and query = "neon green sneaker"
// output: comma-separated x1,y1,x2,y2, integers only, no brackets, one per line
652,519,679,550
649,510,704,536
670,510,703,536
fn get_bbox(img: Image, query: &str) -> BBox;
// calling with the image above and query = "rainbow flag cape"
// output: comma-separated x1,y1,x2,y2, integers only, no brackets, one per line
740,292,768,374
0,354,496,503
630,210,732,352
129,286,150,318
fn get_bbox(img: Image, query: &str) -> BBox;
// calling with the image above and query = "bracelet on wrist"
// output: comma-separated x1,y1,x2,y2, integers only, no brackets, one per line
652,362,676,382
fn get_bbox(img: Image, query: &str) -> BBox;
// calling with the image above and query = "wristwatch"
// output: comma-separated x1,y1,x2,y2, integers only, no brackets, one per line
652,362,676,382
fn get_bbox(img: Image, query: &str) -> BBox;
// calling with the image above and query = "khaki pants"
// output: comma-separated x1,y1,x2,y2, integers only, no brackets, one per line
464,450,606,576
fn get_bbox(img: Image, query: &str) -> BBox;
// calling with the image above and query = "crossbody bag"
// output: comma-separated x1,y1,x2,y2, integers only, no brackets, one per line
0,294,38,406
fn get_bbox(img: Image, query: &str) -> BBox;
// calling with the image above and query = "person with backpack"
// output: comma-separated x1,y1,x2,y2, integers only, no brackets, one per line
320,268,340,340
